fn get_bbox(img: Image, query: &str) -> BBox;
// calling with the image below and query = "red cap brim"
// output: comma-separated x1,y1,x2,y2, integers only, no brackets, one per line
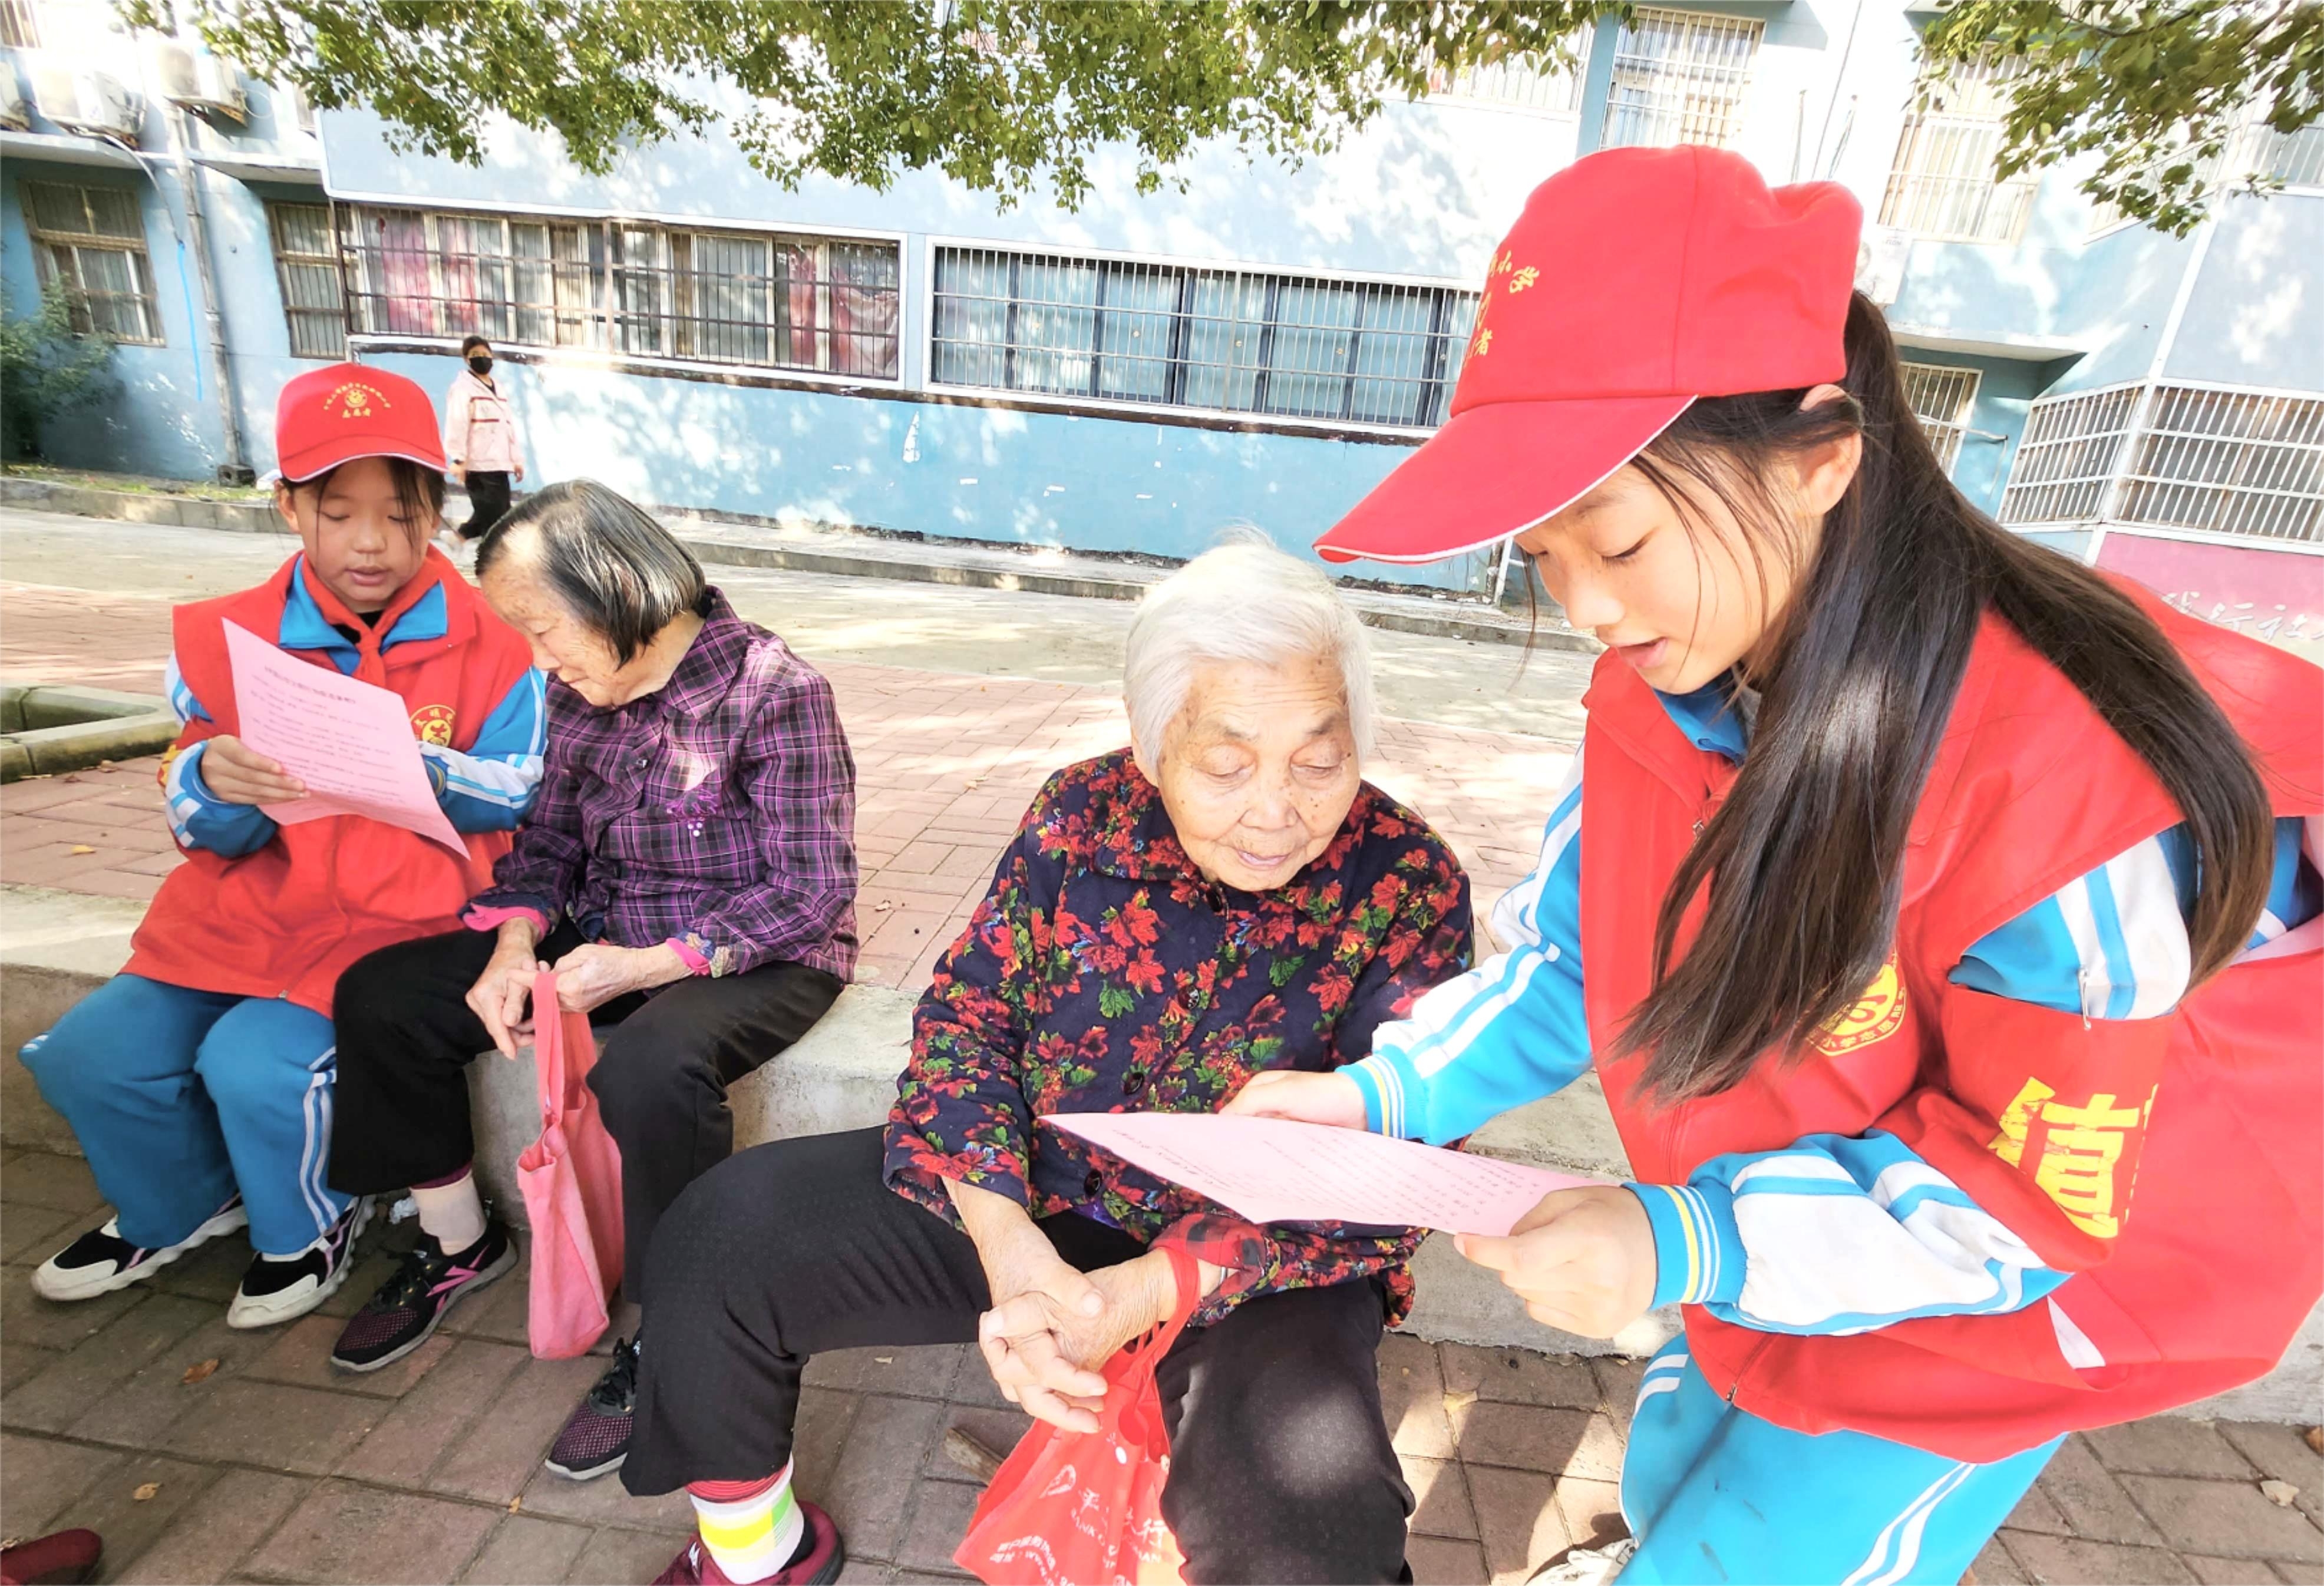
278,431,448,484
1315,395,1695,566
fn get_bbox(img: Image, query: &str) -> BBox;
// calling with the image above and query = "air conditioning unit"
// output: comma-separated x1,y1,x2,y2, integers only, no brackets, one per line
0,70,31,133
1855,223,1914,306
28,60,142,144
149,40,247,123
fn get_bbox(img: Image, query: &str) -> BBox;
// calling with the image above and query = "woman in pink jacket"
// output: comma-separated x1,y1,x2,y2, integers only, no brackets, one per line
444,335,527,547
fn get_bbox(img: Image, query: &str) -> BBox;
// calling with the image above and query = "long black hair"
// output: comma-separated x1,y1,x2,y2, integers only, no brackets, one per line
1614,292,2276,1102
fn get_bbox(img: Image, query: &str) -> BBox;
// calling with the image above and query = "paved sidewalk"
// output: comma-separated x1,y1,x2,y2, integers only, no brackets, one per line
5,1149,2322,1585
6,555,2322,1584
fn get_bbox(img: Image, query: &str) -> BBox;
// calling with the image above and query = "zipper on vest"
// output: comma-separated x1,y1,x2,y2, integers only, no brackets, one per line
1725,1333,1775,1406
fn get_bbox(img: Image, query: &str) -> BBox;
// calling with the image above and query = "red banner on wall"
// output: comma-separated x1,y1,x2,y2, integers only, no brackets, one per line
2094,531,2324,661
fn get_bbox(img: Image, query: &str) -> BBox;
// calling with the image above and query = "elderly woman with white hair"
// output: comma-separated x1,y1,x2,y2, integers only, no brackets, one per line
620,541,1473,1586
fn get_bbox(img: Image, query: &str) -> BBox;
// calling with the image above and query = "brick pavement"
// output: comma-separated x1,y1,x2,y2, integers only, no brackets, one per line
8,580,2324,1584
5,1148,2323,1584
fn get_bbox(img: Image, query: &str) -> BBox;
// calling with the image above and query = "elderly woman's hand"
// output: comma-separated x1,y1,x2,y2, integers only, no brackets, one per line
1455,1185,1659,1339
1222,1069,1368,1129
547,943,691,1014
468,921,542,1060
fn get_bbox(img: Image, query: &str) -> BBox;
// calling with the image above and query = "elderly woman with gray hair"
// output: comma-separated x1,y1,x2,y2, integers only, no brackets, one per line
323,480,858,1483
620,541,1473,1586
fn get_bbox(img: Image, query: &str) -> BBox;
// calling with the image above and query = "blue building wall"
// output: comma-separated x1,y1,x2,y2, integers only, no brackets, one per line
2167,194,2324,391
355,345,1494,586
1,35,326,479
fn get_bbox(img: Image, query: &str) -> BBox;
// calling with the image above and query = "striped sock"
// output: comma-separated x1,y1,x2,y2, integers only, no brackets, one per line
688,1466,804,1584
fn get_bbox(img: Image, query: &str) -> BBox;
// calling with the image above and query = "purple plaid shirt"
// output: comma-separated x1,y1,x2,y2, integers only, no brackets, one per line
470,590,859,980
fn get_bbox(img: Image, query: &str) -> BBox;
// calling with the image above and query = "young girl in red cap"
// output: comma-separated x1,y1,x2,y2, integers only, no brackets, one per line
1234,146,2321,1584
18,364,544,1330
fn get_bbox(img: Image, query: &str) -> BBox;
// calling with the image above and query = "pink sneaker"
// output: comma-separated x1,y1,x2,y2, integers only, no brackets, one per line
654,1501,844,1585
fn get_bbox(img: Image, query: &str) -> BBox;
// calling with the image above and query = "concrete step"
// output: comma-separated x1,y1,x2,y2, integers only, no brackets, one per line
3,881,2313,1419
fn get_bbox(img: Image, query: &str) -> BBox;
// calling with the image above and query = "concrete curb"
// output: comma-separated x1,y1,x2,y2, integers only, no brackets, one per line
0,477,1592,655
0,686,177,782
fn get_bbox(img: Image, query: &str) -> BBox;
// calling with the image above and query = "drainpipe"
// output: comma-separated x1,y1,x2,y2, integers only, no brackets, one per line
166,101,249,481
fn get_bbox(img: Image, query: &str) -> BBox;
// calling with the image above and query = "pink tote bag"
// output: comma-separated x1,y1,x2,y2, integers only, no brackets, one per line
517,969,626,1358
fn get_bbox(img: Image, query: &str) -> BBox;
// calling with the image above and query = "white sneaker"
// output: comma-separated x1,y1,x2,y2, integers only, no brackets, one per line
226,1197,371,1329
32,1195,247,1301
1527,1539,1638,1586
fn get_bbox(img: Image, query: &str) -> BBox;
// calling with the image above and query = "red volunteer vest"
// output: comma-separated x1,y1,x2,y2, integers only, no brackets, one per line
1580,594,2323,1461
125,550,536,1016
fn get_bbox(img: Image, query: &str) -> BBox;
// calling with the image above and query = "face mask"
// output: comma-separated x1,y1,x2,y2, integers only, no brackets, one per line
468,355,493,375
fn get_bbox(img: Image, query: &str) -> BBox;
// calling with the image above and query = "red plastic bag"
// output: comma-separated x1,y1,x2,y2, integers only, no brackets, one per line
516,970,625,1359
954,1246,1200,1586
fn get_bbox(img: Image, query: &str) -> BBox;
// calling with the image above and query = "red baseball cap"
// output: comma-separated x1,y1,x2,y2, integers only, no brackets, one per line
1315,146,1861,566
271,362,447,484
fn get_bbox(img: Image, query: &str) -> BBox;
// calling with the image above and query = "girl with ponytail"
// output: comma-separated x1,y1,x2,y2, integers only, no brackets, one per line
1232,147,2322,1585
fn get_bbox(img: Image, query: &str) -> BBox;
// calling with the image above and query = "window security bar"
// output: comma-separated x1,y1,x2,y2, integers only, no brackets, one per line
335,206,902,380
2000,382,2323,543
931,246,1479,432
1600,8,1761,151
1899,362,1983,473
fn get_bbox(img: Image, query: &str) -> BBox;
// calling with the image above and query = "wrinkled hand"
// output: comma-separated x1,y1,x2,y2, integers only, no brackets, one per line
547,943,684,1015
1456,1185,1659,1339
466,924,539,1060
980,1250,1183,1432
196,735,304,806
1221,1069,1368,1129
972,1218,1114,1432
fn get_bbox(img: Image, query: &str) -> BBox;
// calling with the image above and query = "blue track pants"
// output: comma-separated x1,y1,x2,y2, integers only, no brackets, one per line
1617,1339,2061,1585
18,974,350,1255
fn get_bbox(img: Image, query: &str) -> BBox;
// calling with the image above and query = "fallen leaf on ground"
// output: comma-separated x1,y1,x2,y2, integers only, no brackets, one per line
133,1483,160,1501
509,1498,521,1513
181,1358,220,1384
67,845,95,855
1443,1388,1478,1410
873,1356,894,1364
2307,1426,2324,1456
2262,1479,2300,1507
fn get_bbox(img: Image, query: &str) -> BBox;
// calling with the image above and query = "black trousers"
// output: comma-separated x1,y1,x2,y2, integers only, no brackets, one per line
460,470,513,540
328,925,844,1309
623,1128,1414,1585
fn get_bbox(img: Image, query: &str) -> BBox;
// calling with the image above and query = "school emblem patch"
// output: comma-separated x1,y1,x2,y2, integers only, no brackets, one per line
1812,956,1907,1056
325,380,389,421
410,703,457,746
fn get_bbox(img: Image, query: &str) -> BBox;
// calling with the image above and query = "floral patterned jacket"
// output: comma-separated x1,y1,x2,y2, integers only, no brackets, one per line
883,749,1473,1327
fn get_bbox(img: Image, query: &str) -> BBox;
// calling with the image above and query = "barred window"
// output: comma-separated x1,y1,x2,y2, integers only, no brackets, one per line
1999,386,2144,525
2000,383,2323,542
2118,387,2323,541
931,247,1476,431
1601,9,1761,151
1899,362,1981,473
268,203,345,359
0,0,39,48
1427,39,1591,115
2089,118,2324,235
21,182,161,344
335,206,900,378
1880,55,2038,244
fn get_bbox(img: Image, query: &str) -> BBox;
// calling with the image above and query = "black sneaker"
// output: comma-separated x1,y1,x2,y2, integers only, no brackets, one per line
31,1195,247,1302
545,1334,639,1480
227,1197,372,1330
328,1219,515,1373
